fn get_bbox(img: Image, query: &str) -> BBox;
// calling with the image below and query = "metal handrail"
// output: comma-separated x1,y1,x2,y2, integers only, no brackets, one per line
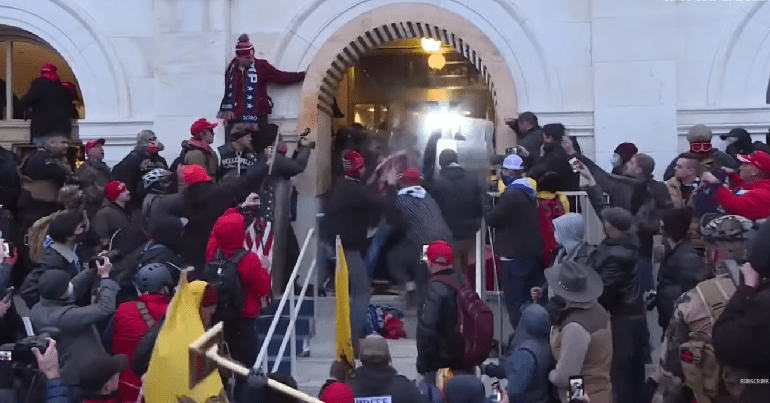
272,258,317,376
255,227,316,371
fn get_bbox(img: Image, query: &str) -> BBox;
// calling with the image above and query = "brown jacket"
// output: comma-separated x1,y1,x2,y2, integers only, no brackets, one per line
665,177,706,249
177,148,218,192
551,302,613,403
75,159,111,219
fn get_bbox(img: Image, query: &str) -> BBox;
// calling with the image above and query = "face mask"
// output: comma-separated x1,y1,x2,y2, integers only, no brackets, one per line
501,174,520,186
611,153,622,168
726,137,739,145
147,144,161,155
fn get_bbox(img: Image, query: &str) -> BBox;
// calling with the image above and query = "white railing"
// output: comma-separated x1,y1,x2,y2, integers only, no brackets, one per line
561,191,606,245
254,227,316,374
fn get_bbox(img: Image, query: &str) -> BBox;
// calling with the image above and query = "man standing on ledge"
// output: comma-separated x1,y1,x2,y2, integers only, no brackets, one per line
218,34,306,143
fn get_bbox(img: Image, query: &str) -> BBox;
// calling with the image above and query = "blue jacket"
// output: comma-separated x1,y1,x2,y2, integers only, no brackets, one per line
504,304,553,403
45,378,69,403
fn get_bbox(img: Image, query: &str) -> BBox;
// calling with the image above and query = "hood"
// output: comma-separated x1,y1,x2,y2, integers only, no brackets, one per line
150,216,183,252
602,233,639,261
210,210,246,255
444,375,486,403
553,213,585,255
353,365,397,394
511,304,550,349
440,164,466,180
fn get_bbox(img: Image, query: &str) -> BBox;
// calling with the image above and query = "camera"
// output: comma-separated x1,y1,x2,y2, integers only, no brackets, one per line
89,249,121,269
0,328,59,368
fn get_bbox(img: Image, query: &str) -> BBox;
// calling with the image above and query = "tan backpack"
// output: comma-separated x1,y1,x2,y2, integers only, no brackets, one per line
679,278,748,403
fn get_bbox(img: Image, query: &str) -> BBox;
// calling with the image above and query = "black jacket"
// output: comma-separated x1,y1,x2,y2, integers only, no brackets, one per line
111,150,169,211
713,282,770,403
426,165,485,241
142,193,184,224
529,144,579,191
17,149,70,227
656,241,704,328
349,365,428,403
485,188,543,259
416,270,466,374
218,143,258,180
630,179,673,257
179,161,268,270
17,77,73,139
518,127,545,169
588,233,645,317
21,246,90,308
322,177,391,252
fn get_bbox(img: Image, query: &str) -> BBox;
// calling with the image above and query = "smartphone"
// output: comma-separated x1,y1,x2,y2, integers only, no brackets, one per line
492,381,502,402
2,242,8,257
421,245,428,263
569,157,582,173
569,376,585,403
2,286,14,302
505,146,518,156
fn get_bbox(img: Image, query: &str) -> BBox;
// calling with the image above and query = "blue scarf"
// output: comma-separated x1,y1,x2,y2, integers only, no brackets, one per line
506,182,536,201
220,61,260,122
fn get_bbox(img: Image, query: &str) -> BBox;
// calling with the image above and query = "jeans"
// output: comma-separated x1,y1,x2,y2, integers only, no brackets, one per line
365,221,393,280
611,315,649,403
501,257,543,329
224,317,259,402
345,249,371,349
637,257,655,294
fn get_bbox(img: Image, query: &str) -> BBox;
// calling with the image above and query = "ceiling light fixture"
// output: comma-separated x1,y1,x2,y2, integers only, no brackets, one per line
421,38,441,52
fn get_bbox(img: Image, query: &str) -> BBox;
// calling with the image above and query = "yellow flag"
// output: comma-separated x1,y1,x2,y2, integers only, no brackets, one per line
143,272,228,403
335,237,355,379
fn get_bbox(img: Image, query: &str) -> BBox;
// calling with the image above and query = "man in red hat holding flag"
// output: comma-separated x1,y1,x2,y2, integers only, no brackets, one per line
218,34,306,144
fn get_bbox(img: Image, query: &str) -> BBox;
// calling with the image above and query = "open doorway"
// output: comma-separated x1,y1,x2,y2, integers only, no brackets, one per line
329,37,496,186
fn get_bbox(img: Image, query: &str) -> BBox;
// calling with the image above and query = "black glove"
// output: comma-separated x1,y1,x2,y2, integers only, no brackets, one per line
238,369,268,403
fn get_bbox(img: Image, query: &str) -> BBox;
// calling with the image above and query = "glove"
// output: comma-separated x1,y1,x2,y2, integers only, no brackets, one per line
238,369,268,403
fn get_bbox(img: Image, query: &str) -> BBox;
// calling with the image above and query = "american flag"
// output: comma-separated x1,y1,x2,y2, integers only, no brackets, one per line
244,217,275,307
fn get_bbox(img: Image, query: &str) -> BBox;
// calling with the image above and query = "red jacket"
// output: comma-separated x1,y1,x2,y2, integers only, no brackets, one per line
716,173,770,220
206,208,271,318
112,294,171,403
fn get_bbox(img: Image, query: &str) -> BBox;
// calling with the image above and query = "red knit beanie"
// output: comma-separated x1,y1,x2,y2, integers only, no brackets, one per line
235,34,254,57
183,165,212,185
320,382,354,403
342,150,365,178
104,181,127,201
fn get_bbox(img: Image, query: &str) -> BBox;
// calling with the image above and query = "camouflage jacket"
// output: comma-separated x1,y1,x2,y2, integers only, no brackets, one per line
653,274,736,403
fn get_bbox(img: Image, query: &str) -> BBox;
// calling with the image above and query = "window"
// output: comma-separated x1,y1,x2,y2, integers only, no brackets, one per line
0,25,83,121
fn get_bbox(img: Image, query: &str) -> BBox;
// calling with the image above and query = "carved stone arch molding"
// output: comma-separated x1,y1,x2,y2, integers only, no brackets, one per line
0,0,131,119
707,1,770,107
272,0,560,136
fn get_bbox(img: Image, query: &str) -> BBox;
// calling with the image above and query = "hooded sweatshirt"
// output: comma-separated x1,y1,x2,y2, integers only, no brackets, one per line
503,304,553,403
348,365,427,403
444,375,486,403
205,208,271,318
552,213,594,266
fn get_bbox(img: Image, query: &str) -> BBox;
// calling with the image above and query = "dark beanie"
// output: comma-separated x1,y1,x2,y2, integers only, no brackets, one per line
150,216,183,251
749,220,770,278
601,207,634,232
444,375,486,403
438,149,458,169
614,142,638,164
38,270,71,300
661,208,692,243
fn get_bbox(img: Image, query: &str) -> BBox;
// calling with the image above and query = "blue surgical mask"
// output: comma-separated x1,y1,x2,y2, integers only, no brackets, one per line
501,174,520,186
611,153,622,168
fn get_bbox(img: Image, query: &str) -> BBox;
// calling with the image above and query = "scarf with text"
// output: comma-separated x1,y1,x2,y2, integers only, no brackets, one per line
221,60,260,122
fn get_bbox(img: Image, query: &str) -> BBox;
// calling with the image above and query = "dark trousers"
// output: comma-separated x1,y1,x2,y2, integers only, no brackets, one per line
501,257,543,329
224,317,260,402
611,314,649,403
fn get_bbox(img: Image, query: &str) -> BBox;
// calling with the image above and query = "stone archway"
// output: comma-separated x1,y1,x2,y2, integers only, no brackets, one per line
0,0,131,119
707,1,770,106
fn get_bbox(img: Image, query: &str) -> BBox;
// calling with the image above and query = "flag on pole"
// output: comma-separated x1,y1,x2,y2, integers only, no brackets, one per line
335,236,355,381
143,272,228,403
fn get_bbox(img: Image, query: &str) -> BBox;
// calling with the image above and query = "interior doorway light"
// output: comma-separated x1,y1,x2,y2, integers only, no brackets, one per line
421,38,441,52
428,54,446,70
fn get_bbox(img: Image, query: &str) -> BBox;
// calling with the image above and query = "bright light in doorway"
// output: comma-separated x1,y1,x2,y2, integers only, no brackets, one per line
421,38,441,52
424,106,463,134
428,54,446,70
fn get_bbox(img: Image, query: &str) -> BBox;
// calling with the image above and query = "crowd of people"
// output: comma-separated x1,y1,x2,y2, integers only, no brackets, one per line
0,32,769,403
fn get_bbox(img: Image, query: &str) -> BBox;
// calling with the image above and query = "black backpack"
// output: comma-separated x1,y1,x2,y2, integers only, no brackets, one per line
205,248,248,322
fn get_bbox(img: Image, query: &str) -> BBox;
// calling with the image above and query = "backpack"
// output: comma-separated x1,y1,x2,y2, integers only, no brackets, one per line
432,276,493,368
537,197,566,266
205,248,248,322
679,278,748,403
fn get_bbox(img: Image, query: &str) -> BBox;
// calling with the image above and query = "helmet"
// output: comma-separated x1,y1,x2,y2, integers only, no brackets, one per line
134,263,174,294
701,214,756,268
142,168,171,190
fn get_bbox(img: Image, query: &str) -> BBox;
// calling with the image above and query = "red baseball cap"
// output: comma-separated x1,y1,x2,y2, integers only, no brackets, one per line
85,138,105,153
738,150,770,174
400,168,421,186
183,164,212,185
190,118,218,136
427,240,454,266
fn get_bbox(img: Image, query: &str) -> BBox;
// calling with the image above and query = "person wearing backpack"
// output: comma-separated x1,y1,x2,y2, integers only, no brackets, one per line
417,240,488,383
112,263,173,403
650,215,756,403
535,172,568,267
205,203,271,399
